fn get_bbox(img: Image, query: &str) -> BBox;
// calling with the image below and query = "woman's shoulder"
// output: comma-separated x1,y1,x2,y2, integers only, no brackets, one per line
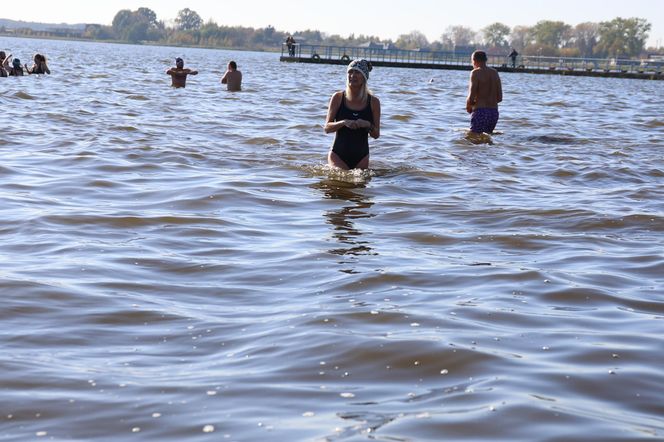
329,90,344,104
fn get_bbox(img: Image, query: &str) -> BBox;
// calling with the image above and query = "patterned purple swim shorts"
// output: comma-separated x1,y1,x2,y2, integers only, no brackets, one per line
470,108,499,134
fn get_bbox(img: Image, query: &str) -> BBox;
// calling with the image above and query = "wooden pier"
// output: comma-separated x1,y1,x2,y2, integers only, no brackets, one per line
280,44,664,81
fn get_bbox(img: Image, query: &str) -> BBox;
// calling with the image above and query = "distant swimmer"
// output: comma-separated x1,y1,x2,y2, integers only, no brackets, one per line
25,53,50,75
466,50,502,134
0,51,8,77
324,59,381,170
220,60,242,91
167,57,198,88
8,58,24,76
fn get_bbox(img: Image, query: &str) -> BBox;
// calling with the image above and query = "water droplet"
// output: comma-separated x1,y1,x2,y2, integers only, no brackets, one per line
132,427,141,433
440,369,449,375
203,425,215,433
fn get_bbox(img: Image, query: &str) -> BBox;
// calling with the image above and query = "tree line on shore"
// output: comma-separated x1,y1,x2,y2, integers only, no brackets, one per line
2,7,657,59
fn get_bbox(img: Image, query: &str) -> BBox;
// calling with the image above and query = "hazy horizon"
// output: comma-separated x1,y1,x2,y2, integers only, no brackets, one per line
2,0,662,47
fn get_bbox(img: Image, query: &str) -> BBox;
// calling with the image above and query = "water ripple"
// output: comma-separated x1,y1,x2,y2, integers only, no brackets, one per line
1,36,662,442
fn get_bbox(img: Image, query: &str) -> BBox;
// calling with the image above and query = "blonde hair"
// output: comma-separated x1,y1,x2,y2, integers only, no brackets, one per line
345,75,371,103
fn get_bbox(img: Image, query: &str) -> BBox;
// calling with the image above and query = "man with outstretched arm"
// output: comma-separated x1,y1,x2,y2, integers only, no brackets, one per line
167,57,198,88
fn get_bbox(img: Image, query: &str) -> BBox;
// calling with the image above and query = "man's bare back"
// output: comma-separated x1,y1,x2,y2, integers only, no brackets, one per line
221,61,242,91
466,51,503,134
467,66,502,111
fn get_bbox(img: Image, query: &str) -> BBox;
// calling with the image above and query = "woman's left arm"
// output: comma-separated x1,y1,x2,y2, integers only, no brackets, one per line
369,96,381,139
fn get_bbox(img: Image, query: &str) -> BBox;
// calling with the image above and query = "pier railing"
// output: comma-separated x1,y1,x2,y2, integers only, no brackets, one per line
281,44,664,78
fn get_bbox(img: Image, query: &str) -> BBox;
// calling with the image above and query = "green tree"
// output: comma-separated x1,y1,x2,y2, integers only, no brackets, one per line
176,8,203,31
530,20,571,48
252,25,278,46
136,7,158,28
111,8,162,42
127,22,149,42
482,22,511,48
83,24,114,40
571,22,599,57
112,9,133,38
595,17,651,58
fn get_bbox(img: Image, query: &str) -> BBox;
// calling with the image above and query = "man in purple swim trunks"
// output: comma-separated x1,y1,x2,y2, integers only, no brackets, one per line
466,50,502,134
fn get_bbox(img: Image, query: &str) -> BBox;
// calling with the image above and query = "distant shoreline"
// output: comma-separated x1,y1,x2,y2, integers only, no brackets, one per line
0,32,278,54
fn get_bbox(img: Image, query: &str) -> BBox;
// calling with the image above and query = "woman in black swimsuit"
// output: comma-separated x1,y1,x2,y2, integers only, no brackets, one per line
324,59,381,170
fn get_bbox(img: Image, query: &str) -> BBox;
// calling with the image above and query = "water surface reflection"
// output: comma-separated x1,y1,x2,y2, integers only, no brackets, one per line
313,178,376,270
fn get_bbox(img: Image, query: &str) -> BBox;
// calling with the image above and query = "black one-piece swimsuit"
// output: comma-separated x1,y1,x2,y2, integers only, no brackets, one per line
331,93,374,169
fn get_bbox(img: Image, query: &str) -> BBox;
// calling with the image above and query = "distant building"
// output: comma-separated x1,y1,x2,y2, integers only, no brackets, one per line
46,27,85,38
358,41,398,51
358,41,383,49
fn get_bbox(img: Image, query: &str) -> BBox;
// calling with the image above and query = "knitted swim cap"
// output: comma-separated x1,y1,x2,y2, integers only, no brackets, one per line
347,59,372,80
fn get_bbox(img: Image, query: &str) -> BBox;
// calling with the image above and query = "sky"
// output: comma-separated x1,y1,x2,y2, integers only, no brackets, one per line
2,0,662,47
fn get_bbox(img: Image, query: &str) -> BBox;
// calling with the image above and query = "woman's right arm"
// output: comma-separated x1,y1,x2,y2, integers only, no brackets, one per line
324,92,346,133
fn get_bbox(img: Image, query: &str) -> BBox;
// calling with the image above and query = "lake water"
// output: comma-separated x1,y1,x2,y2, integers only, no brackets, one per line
1,36,663,441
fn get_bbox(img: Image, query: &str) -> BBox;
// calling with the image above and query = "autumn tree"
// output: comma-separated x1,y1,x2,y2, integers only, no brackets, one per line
441,25,477,48
482,22,511,48
530,20,571,48
595,17,651,58
571,22,599,57
395,30,430,50
509,25,532,50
